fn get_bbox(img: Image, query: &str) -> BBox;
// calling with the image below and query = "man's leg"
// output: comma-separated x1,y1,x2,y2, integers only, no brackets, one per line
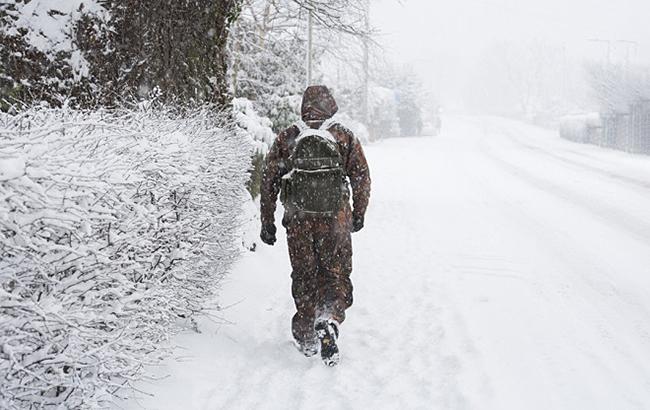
309,211,352,366
286,219,320,351
314,209,354,325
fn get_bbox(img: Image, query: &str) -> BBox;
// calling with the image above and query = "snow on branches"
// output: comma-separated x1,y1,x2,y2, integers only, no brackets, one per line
0,105,252,408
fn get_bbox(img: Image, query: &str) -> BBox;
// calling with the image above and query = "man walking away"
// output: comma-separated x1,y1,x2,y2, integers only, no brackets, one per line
259,85,371,366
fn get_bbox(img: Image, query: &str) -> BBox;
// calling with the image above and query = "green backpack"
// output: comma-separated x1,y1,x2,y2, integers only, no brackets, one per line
281,121,348,216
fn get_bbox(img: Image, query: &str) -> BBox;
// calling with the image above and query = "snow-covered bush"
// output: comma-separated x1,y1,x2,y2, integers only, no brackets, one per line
232,98,276,251
232,98,275,155
560,113,602,144
232,97,274,200
0,105,252,408
263,94,302,133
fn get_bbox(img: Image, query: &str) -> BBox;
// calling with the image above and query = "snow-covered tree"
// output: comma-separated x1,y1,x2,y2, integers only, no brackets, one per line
585,62,650,113
228,0,373,129
228,0,306,132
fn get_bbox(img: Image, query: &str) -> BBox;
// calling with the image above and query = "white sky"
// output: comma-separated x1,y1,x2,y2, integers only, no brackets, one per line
372,0,650,61
371,0,650,105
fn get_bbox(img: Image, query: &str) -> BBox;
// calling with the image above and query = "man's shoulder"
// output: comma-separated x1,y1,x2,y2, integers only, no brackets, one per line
277,124,301,141
326,122,356,144
269,125,299,154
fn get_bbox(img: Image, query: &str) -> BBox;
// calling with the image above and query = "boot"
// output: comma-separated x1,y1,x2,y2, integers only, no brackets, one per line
315,320,340,366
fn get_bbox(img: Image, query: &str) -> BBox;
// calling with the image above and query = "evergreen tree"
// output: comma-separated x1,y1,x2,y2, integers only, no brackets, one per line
228,0,307,131
395,72,423,137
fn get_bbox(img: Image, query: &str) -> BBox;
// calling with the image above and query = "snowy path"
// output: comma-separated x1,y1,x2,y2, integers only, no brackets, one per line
122,116,650,410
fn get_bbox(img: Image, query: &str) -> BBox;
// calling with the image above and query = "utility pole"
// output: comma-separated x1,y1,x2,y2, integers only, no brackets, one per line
589,38,638,83
361,0,370,126
588,38,612,65
588,38,638,67
617,40,638,72
306,9,313,87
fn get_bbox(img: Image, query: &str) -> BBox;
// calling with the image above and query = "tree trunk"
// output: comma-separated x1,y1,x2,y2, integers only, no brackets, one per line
75,0,242,107
214,0,241,107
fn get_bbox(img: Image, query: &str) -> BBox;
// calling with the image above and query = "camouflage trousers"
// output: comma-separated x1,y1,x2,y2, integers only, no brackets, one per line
284,206,353,346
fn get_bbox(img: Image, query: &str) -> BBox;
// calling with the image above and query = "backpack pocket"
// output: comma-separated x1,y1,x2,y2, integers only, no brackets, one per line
290,168,344,215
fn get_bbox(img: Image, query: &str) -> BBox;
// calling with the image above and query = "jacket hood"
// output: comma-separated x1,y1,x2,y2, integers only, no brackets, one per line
301,85,338,122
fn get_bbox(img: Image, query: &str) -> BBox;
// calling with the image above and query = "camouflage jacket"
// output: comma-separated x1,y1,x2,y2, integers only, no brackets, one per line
260,122,371,226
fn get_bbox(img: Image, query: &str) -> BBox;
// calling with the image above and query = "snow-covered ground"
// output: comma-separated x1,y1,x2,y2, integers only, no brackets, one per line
121,116,650,410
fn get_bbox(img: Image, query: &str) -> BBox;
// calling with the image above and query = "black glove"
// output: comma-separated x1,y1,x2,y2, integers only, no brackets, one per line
260,223,277,245
352,215,364,233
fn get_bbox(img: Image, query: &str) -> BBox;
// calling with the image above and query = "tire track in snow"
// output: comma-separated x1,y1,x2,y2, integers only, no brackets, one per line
469,124,650,399
499,128,650,192
479,137,650,244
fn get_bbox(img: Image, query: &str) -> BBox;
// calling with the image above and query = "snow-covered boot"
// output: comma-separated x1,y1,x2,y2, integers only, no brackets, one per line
315,320,340,366
293,339,319,358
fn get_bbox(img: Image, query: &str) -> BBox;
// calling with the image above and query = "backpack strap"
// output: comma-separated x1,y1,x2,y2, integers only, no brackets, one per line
319,116,340,132
295,119,309,133
295,116,340,133
294,119,338,144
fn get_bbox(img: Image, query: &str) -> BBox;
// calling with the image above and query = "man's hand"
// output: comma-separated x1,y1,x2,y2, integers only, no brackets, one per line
352,215,364,233
260,223,277,245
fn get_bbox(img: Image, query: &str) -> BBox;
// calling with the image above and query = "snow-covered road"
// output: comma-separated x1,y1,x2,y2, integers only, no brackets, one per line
123,116,650,410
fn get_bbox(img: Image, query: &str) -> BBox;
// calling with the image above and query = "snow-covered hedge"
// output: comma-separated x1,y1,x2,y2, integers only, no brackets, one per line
231,98,275,251
559,113,602,144
0,105,252,408
232,98,275,155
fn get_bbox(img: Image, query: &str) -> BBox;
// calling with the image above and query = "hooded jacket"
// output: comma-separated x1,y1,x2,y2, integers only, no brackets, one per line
301,85,339,124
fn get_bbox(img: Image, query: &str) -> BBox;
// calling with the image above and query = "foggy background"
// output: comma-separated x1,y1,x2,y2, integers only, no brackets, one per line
369,0,650,114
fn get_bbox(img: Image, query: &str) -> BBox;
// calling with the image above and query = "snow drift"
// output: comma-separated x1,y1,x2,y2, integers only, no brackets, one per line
0,105,252,408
